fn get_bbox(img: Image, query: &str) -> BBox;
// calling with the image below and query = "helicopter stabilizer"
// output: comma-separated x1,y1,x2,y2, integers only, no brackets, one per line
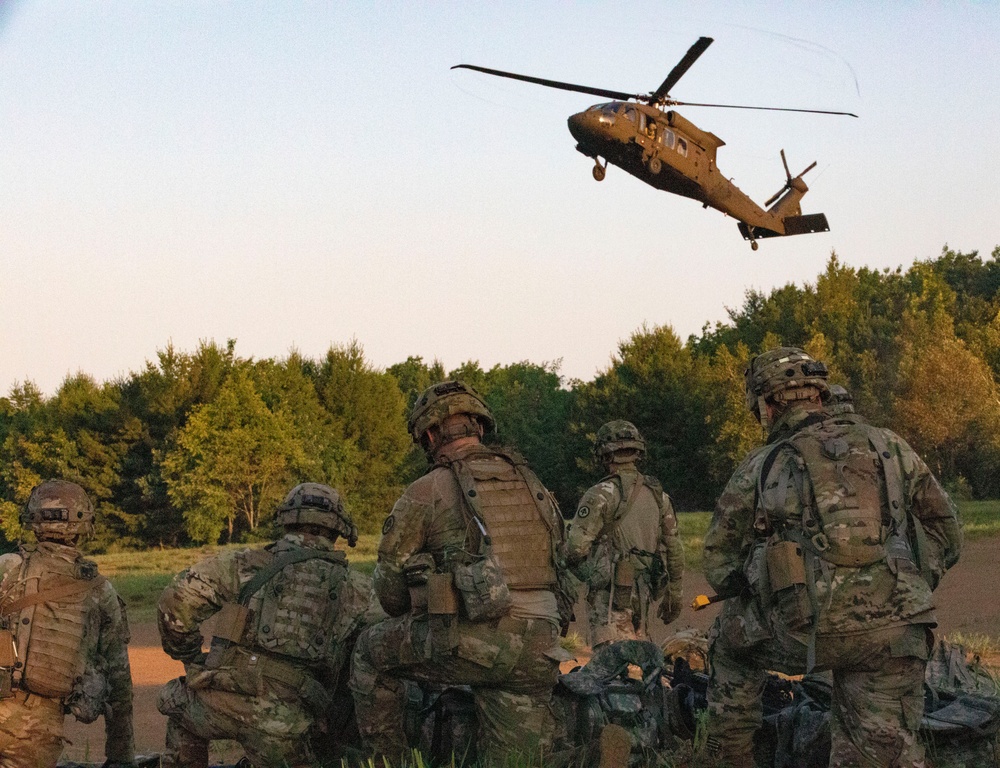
737,213,829,242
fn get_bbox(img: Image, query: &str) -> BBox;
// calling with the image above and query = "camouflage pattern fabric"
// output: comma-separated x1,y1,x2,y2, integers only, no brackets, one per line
0,691,65,767
351,613,560,763
157,531,377,768
0,542,134,766
567,468,683,647
702,405,962,768
351,440,566,763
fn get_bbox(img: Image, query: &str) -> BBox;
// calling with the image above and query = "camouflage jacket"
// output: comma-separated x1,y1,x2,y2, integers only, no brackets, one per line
0,541,134,763
566,468,683,606
373,441,566,626
704,406,963,637
158,532,376,690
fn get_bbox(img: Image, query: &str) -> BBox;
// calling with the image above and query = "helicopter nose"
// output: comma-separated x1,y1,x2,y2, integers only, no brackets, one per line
567,111,589,142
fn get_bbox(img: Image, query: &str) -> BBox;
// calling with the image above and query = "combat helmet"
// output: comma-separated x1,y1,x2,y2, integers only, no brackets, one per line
595,420,645,461
22,479,95,542
407,380,496,443
745,346,830,422
276,483,358,547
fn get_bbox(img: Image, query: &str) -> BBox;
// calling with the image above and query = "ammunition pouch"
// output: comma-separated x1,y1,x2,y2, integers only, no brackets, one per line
211,602,251,643
614,559,635,588
0,668,12,700
453,551,511,622
765,539,813,631
427,572,459,616
192,644,331,710
404,553,436,615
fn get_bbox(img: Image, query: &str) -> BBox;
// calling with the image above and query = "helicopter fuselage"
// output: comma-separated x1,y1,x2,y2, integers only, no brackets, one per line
567,102,816,238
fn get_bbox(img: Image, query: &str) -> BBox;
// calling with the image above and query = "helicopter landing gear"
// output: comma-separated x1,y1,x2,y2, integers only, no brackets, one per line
592,160,607,182
751,240,759,251
648,157,662,174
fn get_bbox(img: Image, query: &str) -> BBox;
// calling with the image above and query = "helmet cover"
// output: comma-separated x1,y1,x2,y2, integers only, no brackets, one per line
276,482,358,547
595,420,645,459
745,346,830,419
22,479,95,541
407,380,496,442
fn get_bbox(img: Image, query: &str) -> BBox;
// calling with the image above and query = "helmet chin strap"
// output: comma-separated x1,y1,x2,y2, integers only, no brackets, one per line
757,394,771,434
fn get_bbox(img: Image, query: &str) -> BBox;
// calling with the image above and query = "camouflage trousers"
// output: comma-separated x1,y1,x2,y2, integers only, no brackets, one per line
588,586,647,649
0,690,64,768
705,621,931,768
350,613,560,764
157,676,317,768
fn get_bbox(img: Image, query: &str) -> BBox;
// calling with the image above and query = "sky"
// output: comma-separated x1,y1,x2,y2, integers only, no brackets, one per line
2,2,998,396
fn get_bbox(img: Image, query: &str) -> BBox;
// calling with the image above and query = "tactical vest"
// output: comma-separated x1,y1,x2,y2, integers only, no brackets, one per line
6,552,100,698
244,547,348,662
764,419,893,568
450,449,558,589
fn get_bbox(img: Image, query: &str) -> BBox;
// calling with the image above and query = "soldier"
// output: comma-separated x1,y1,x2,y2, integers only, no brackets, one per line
157,483,374,768
566,420,684,648
702,347,963,768
0,479,134,768
350,380,571,763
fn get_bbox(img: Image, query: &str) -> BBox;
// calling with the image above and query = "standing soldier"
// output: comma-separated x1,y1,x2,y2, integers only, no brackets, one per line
567,420,684,648
702,347,963,768
0,479,134,768
157,483,373,768
350,380,571,764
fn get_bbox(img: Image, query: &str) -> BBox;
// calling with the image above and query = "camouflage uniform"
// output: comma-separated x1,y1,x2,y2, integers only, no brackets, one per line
567,467,683,647
158,484,374,768
351,381,569,764
0,480,133,768
703,350,962,768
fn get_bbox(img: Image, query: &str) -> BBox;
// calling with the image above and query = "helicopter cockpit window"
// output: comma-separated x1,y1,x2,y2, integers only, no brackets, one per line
677,137,688,157
598,103,619,124
660,128,676,149
622,106,637,124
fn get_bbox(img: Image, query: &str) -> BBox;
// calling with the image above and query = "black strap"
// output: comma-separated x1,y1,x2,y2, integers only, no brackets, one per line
237,548,345,605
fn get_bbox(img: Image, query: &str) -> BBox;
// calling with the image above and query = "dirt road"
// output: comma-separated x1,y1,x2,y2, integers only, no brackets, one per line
61,537,1000,762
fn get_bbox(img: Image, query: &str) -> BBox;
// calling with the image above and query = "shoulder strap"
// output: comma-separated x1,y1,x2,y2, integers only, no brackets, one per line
237,548,346,605
0,575,106,616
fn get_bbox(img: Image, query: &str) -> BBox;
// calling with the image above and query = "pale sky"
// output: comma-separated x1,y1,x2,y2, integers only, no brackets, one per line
2,2,998,395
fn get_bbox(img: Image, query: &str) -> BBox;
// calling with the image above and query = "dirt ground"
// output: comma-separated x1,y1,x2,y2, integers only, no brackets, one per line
61,537,1000,763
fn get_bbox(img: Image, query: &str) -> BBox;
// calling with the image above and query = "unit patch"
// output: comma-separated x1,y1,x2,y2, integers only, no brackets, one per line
577,506,590,519
382,515,395,535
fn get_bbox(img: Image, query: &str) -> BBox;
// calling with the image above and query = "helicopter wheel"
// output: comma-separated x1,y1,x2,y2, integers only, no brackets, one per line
648,157,662,174
751,241,759,251
592,162,606,182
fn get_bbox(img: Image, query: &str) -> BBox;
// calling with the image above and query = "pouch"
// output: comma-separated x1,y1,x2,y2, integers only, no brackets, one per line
766,540,807,592
766,539,812,630
212,602,251,643
614,558,635,587
453,551,511,622
0,630,14,668
428,572,459,615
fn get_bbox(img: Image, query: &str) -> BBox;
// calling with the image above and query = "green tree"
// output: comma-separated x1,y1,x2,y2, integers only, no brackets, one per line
161,371,304,544
315,342,412,531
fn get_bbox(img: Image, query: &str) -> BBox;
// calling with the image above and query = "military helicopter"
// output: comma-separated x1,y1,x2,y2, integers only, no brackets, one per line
453,37,857,250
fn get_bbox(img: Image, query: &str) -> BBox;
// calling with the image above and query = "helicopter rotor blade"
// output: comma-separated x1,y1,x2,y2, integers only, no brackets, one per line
798,160,818,177
667,99,858,117
650,36,714,103
764,187,787,208
451,64,638,102
780,149,791,181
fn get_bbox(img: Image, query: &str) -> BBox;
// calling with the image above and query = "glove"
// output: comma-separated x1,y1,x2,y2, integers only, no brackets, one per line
658,587,682,625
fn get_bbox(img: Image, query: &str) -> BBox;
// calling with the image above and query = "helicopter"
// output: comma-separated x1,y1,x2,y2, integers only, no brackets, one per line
453,37,857,250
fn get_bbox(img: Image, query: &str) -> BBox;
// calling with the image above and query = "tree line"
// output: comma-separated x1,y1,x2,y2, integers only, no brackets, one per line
3,245,999,553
